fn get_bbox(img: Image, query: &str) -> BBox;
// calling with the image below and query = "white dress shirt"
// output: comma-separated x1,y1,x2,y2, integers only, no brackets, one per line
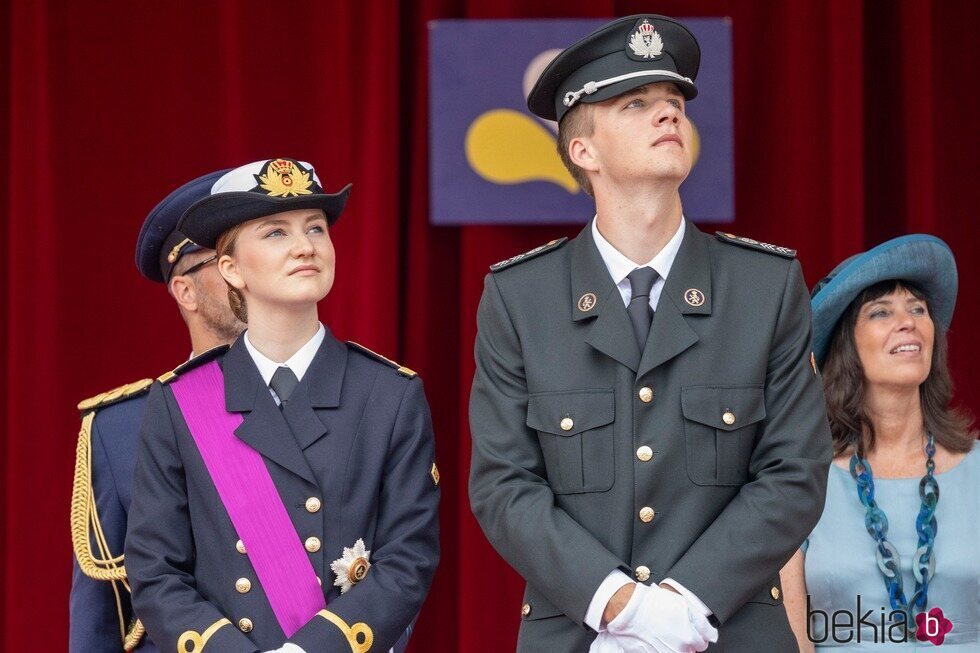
584,216,712,632
244,324,325,404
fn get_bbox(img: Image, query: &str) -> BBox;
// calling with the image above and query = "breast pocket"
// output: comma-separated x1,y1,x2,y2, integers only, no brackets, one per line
681,385,765,486
526,389,615,494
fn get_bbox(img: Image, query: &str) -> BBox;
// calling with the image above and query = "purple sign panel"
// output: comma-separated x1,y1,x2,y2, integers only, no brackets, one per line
429,18,734,225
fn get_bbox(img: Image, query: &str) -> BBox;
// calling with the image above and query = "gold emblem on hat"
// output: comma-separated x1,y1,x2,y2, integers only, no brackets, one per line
684,288,705,307
578,292,597,312
256,158,314,197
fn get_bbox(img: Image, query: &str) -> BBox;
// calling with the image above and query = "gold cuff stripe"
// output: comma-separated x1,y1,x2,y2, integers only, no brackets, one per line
178,618,231,653
316,610,374,653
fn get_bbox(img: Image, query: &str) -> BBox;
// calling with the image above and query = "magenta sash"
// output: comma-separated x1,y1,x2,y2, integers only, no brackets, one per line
169,360,326,637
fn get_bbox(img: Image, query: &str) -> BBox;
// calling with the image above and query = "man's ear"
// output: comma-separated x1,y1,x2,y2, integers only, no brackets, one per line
568,135,600,173
218,255,245,290
169,274,198,313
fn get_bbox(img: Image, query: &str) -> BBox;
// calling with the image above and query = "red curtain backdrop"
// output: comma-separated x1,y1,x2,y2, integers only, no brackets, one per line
4,1,978,651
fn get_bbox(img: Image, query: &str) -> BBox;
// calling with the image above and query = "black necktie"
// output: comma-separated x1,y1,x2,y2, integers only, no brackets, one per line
270,366,299,405
627,267,659,350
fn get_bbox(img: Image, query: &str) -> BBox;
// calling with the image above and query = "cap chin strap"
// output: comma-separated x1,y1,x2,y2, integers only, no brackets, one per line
562,69,694,108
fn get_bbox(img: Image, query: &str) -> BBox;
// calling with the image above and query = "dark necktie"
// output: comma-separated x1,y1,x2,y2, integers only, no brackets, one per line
270,366,299,405
627,267,659,350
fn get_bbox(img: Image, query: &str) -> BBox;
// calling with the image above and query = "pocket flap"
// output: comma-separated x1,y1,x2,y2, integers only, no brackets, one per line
527,389,615,436
681,385,765,431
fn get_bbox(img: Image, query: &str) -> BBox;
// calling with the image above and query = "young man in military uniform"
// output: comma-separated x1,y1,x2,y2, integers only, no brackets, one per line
468,15,832,652
70,170,245,652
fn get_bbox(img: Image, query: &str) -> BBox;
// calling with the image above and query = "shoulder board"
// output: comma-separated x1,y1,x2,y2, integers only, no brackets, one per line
77,377,154,413
159,344,231,383
715,232,796,258
490,237,568,273
348,342,417,378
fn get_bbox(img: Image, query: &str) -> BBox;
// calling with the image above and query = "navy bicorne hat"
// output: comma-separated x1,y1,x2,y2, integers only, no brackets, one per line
810,234,958,366
527,15,701,123
136,168,232,283
178,158,351,249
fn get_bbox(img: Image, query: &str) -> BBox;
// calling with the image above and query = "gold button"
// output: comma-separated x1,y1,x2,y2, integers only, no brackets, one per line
635,566,651,582
238,618,253,633
236,539,247,554
638,387,653,403
305,497,322,513
771,586,781,600
722,411,736,425
560,417,574,431
521,602,531,618
639,506,656,523
316,576,322,586
235,578,251,594
305,537,321,553
636,446,653,462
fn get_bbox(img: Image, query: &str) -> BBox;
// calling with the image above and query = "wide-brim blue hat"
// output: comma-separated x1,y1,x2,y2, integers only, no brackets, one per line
810,234,957,366
136,168,232,283
178,158,351,249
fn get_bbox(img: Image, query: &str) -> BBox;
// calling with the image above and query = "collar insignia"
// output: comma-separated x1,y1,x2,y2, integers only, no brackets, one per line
684,288,706,307
627,19,664,60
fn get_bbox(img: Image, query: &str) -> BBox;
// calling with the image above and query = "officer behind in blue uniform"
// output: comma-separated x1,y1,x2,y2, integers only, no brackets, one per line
70,170,246,652
125,158,440,653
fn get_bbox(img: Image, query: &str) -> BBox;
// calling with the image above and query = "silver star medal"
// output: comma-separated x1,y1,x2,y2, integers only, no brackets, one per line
330,538,372,594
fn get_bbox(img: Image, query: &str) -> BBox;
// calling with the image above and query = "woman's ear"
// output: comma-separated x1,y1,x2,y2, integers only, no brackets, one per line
218,254,246,290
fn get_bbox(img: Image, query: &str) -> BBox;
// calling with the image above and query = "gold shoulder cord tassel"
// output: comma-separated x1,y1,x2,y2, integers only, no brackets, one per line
71,411,146,649
316,610,373,653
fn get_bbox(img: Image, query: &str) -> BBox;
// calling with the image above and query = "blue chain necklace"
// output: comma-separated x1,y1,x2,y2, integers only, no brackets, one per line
849,433,939,633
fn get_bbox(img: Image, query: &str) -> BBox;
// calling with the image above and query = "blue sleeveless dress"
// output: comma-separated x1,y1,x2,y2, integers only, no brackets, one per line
803,442,979,649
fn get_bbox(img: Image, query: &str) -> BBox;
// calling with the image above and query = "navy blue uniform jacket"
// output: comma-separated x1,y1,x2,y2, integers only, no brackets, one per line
126,330,440,652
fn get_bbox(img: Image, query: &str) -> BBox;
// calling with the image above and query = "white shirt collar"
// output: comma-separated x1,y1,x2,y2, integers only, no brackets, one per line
591,215,685,287
244,323,325,386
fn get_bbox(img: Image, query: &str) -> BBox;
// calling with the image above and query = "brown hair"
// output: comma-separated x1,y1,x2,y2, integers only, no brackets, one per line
822,279,976,457
216,223,248,324
556,104,595,197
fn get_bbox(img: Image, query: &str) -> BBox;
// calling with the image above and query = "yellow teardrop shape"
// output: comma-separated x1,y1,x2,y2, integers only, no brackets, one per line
465,110,580,194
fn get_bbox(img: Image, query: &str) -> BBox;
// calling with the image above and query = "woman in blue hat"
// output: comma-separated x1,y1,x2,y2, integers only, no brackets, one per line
781,235,978,650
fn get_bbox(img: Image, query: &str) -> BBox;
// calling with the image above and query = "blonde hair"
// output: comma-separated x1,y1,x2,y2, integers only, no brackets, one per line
556,103,596,197
216,223,248,323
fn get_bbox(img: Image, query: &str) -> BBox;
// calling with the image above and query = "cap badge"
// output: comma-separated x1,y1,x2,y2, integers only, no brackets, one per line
684,288,706,307
253,158,315,198
628,19,664,59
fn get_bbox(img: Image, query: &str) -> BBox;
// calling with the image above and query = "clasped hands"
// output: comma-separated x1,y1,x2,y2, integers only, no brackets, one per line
591,582,718,653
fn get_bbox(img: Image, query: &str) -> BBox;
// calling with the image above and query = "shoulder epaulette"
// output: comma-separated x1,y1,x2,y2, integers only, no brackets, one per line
158,344,231,384
348,342,417,378
77,378,154,413
715,232,796,258
490,237,568,272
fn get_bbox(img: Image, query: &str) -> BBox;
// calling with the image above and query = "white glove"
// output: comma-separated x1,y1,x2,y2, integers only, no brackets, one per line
591,629,656,652
605,582,718,652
